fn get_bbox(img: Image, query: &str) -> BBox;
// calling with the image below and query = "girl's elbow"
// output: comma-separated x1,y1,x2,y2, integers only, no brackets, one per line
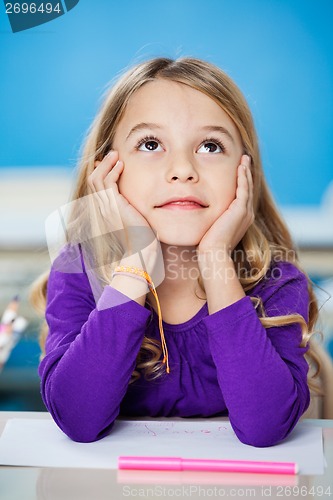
62,420,115,443
236,429,284,447
232,418,281,446
44,400,117,443
234,408,306,447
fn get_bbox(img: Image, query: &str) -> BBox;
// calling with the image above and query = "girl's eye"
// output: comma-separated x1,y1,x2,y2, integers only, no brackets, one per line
197,139,225,154
136,136,163,152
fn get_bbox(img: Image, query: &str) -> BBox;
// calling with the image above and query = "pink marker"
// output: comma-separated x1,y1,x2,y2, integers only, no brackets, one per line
118,456,298,475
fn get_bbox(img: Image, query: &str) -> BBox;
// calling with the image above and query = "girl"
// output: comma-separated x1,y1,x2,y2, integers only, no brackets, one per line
31,57,319,446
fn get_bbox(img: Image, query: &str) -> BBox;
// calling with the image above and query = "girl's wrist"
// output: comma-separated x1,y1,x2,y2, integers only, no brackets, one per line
110,274,149,307
197,255,245,313
119,253,151,273
109,255,151,304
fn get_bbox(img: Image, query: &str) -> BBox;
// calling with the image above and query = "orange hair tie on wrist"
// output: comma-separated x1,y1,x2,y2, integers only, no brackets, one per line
113,266,170,374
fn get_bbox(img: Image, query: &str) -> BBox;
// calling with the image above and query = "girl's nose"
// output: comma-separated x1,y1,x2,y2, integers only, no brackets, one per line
166,155,199,183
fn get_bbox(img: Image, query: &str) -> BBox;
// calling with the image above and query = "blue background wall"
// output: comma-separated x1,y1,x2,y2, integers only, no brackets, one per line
0,0,332,206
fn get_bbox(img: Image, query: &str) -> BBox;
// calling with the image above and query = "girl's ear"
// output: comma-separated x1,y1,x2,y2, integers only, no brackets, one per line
94,160,101,169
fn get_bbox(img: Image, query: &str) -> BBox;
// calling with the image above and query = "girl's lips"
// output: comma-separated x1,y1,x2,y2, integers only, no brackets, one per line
157,201,206,210
155,196,208,210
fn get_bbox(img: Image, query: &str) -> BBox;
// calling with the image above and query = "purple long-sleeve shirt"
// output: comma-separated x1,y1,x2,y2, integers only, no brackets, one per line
39,245,310,446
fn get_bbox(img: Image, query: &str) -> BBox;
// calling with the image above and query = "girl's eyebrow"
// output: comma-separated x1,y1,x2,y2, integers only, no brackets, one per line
126,122,162,141
201,125,234,143
125,122,235,143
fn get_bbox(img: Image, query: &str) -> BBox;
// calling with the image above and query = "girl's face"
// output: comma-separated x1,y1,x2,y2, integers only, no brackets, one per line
112,79,244,246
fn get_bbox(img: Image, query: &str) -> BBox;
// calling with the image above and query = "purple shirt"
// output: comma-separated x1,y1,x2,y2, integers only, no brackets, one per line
39,246,310,446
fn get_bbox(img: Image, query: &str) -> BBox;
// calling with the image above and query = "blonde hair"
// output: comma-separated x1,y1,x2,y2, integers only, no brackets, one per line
30,56,320,391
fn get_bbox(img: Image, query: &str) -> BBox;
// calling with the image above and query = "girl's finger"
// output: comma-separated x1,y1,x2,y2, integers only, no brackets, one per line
104,160,124,187
246,159,254,215
93,187,111,221
90,150,119,191
89,152,121,212
103,161,132,223
103,161,125,211
235,159,249,205
241,155,253,205
88,153,119,218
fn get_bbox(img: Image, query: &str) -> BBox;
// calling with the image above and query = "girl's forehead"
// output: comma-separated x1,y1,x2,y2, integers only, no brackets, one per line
128,78,213,105
119,79,239,133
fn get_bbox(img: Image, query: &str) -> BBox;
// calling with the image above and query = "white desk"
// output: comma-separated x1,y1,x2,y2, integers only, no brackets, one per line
0,412,332,500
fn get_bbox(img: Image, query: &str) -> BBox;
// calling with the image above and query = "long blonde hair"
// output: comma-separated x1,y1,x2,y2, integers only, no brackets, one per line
30,56,320,390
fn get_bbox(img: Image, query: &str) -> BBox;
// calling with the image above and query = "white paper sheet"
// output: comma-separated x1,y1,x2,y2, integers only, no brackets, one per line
0,418,324,475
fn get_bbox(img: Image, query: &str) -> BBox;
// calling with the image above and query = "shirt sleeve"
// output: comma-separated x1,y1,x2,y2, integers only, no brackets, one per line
203,265,311,447
38,245,151,442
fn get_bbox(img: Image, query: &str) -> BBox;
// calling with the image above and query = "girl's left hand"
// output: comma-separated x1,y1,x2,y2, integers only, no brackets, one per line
198,154,254,256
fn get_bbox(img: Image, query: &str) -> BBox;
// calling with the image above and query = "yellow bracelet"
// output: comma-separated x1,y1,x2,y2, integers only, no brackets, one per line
113,266,170,374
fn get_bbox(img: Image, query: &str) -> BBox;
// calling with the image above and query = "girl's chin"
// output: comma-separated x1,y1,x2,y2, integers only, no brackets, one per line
154,231,204,248
148,220,209,247
159,241,200,248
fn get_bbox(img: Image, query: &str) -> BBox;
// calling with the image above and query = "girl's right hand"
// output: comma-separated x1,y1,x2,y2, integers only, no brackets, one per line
87,150,161,275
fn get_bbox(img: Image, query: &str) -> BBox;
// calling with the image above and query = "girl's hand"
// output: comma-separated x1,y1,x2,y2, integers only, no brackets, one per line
88,150,160,271
197,154,254,256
